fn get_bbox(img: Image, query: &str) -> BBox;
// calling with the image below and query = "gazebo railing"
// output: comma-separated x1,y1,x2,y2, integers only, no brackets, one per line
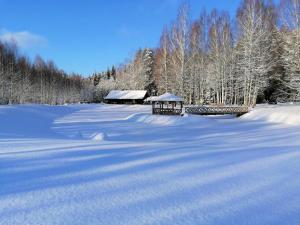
153,108,183,115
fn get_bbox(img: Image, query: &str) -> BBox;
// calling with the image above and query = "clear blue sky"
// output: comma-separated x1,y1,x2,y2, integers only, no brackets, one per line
0,0,242,76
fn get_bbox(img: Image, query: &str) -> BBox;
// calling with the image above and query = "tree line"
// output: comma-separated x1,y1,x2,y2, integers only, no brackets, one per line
1,0,299,106
0,42,92,105
93,0,300,106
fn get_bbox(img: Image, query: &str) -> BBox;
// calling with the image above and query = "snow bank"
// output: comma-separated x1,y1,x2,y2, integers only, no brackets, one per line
126,113,219,126
126,113,185,126
242,105,300,126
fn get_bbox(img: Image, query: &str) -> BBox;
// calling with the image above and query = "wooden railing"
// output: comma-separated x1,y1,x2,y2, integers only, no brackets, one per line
185,106,249,116
153,108,183,115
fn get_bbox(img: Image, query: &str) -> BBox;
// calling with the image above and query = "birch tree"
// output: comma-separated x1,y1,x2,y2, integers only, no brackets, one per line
208,10,235,105
155,27,172,94
235,0,276,106
169,3,190,100
187,11,209,104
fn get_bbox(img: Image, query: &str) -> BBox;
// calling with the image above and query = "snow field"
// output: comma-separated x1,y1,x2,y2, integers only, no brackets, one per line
0,104,300,225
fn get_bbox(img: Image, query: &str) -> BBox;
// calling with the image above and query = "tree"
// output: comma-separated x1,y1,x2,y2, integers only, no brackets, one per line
207,10,234,105
155,27,170,94
280,0,300,101
106,68,111,80
142,48,156,94
169,2,190,100
111,66,116,80
235,0,276,106
0,41,88,105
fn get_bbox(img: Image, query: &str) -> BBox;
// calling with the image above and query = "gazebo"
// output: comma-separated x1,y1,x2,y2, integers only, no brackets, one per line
151,93,184,115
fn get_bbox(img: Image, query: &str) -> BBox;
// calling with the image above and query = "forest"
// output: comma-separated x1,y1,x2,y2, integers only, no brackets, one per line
92,0,300,106
0,43,92,105
0,0,299,106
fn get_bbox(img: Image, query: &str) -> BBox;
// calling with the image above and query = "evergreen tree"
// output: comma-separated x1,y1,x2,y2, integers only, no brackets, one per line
106,68,111,80
142,48,156,94
111,66,116,80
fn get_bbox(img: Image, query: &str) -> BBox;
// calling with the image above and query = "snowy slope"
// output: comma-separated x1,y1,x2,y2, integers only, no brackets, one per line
0,104,300,225
242,104,300,126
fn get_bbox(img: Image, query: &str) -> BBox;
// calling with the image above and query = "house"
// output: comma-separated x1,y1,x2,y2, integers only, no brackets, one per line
151,92,184,115
104,90,149,104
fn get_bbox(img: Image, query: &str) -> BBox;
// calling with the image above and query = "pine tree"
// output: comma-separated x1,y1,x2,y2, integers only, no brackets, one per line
111,66,116,80
106,68,111,80
142,48,156,94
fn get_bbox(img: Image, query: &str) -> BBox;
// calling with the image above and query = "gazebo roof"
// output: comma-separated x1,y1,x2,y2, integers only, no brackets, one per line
152,92,183,102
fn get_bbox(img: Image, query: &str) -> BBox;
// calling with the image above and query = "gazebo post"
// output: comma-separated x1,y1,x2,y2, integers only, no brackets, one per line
152,101,155,114
181,101,183,114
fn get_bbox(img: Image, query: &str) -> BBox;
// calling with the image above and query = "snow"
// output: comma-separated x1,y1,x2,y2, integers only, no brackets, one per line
145,93,183,102
242,104,300,126
154,92,183,102
105,90,147,100
144,96,158,102
1,104,300,225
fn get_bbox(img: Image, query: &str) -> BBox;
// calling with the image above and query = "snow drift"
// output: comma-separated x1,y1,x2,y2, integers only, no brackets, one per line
126,113,185,126
242,105,300,126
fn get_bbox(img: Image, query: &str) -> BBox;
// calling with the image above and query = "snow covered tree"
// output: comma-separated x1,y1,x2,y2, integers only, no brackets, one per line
154,27,171,94
264,28,287,102
169,2,190,100
111,66,116,80
280,0,300,101
0,41,88,105
207,10,235,105
95,0,297,106
187,11,209,104
235,0,276,106
142,48,156,94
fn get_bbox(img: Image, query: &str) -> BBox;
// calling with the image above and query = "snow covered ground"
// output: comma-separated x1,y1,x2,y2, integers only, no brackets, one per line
1,104,300,225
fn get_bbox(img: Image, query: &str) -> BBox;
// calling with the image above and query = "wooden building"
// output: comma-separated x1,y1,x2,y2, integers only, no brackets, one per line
151,93,184,115
105,90,148,104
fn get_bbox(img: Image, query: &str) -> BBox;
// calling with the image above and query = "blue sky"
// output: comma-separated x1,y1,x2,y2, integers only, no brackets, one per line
0,0,242,76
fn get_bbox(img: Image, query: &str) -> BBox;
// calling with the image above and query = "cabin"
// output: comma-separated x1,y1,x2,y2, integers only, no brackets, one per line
104,90,149,104
151,93,184,115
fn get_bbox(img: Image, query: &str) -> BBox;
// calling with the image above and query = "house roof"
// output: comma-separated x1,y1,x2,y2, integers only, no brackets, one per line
145,93,183,102
105,90,148,100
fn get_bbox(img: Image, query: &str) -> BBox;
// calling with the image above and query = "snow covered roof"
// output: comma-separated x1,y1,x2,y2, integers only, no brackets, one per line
105,90,148,100
147,93,183,102
144,96,158,102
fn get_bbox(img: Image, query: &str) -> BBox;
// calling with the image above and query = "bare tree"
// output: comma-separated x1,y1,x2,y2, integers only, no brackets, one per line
235,0,276,106
155,26,171,94
169,2,190,100
207,10,235,105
